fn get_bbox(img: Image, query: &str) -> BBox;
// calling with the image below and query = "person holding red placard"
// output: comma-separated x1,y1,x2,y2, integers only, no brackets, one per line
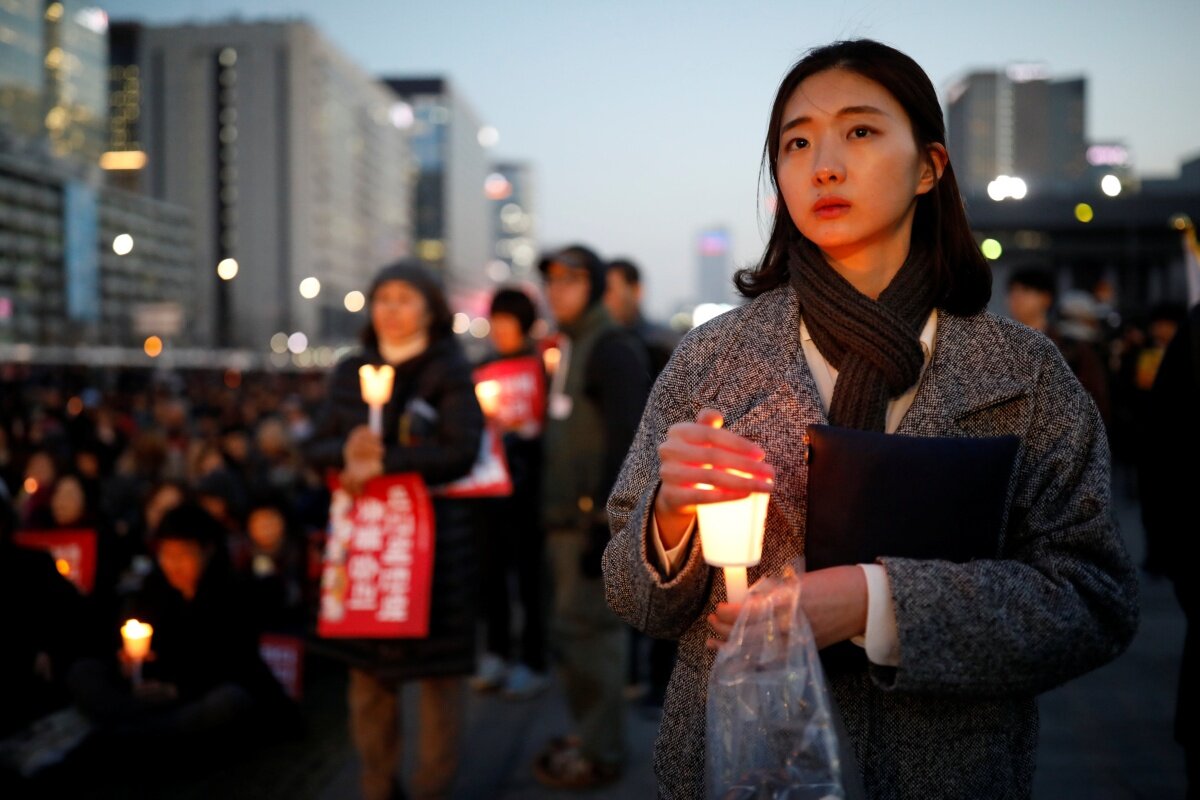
470,287,550,700
307,260,484,800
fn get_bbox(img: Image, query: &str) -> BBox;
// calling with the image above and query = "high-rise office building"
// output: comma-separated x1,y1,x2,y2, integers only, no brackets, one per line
1,0,107,170
486,160,536,282
121,20,414,349
384,77,491,290
696,226,735,305
1,5,194,352
947,65,1088,197
103,21,144,193
0,150,192,349
0,0,43,149
42,1,108,167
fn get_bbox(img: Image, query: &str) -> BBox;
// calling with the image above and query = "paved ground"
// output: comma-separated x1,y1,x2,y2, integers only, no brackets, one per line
14,482,1187,799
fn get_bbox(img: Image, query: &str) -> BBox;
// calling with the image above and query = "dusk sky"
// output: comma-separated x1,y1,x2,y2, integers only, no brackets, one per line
99,0,1200,317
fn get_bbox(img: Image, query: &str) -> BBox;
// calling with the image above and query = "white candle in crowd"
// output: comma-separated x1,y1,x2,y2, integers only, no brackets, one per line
358,364,395,436
121,618,154,662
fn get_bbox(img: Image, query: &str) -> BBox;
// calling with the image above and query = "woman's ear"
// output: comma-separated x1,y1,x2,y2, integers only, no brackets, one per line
917,143,949,195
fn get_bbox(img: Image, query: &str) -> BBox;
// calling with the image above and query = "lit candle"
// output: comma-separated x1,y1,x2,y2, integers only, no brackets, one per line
695,479,769,605
542,346,561,376
121,618,154,685
358,364,395,436
475,379,502,418
693,416,770,605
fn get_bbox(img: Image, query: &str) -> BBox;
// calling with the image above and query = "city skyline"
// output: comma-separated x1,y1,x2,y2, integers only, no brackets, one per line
98,0,1200,318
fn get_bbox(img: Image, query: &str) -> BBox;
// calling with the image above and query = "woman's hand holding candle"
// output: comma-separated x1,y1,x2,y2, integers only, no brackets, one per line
340,425,384,496
655,408,775,550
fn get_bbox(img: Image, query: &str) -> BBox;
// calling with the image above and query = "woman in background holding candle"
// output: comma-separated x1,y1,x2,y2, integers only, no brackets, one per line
602,39,1138,800
307,260,484,800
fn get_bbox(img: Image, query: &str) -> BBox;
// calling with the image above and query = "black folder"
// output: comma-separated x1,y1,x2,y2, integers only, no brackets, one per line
803,424,1020,674
804,424,1020,572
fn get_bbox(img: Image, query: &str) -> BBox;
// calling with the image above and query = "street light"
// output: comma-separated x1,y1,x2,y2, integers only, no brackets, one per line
987,175,1027,201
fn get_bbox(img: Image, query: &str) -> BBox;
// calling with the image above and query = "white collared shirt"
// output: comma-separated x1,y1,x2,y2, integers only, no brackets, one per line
652,310,939,668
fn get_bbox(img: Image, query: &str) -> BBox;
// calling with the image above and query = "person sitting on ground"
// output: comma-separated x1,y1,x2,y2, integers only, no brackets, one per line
66,502,297,755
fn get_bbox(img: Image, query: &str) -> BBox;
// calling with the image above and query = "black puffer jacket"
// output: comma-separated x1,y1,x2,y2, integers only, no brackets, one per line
307,337,484,681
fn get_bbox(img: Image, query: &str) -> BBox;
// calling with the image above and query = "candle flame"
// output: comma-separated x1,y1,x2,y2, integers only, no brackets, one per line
475,380,502,417
358,364,395,405
56,559,71,576
121,619,153,639
121,619,154,661
542,347,561,374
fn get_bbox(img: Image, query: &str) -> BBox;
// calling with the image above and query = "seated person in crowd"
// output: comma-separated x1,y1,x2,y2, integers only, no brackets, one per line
66,502,297,753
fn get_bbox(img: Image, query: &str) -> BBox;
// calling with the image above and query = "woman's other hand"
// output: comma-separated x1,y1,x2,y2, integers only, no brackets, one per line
705,566,868,651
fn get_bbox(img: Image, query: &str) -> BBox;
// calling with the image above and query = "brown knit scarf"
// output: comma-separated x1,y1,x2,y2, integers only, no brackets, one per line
788,237,937,432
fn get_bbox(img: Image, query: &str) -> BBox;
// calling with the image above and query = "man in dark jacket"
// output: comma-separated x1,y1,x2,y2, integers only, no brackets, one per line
604,258,681,380
604,257,682,710
1139,301,1200,798
532,245,652,790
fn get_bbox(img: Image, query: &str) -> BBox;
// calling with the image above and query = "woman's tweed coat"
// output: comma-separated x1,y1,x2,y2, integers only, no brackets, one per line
602,285,1139,800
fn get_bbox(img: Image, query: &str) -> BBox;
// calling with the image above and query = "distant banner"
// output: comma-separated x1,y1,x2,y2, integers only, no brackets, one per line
318,474,435,639
473,356,547,436
14,529,97,594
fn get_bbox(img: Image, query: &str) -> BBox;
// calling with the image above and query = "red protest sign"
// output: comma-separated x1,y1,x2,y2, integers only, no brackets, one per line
318,474,435,638
473,355,546,436
14,529,97,594
431,425,512,499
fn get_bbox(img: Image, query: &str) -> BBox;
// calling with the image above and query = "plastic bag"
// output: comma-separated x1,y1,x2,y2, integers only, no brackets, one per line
706,561,846,800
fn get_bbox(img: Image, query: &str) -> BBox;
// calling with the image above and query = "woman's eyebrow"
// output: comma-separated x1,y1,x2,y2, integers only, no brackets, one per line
780,105,888,133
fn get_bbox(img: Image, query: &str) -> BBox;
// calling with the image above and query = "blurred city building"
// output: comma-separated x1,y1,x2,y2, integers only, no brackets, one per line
485,160,537,284
967,163,1200,319
383,77,491,291
947,63,1200,318
0,4,194,356
114,19,414,350
695,226,735,305
0,1,107,171
947,64,1089,198
0,151,193,350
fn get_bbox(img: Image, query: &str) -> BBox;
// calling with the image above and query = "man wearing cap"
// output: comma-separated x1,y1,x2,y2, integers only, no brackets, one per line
534,244,652,789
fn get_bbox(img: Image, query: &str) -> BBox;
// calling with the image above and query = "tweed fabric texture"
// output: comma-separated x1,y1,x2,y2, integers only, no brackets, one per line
601,284,1139,800
789,238,937,431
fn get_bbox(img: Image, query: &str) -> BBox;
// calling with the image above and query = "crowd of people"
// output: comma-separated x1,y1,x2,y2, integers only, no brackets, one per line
0,249,683,797
0,39,1190,800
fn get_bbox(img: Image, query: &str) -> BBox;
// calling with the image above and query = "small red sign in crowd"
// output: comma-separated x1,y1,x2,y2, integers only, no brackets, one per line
473,355,547,437
14,529,97,594
318,474,436,639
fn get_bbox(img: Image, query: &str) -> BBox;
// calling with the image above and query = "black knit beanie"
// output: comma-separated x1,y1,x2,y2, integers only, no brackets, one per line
364,259,454,341
537,244,606,307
